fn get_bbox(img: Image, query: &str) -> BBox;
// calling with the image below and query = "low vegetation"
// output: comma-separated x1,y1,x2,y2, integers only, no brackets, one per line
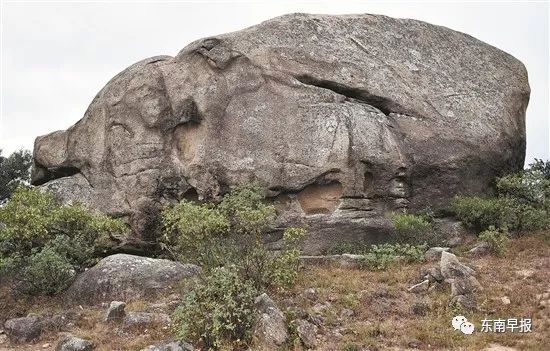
452,159,550,234
0,149,32,203
161,185,306,349
361,243,427,270
0,187,127,295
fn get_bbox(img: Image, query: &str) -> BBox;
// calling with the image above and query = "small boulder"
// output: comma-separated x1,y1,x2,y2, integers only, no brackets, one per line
408,279,430,294
424,247,450,262
295,319,318,349
468,242,492,257
105,301,126,322
4,315,42,343
303,288,318,301
122,312,171,331
140,340,194,351
65,254,200,305
440,252,481,311
252,293,289,350
56,335,94,351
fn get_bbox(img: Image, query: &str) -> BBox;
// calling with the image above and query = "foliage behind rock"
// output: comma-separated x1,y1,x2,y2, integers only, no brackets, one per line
0,187,128,295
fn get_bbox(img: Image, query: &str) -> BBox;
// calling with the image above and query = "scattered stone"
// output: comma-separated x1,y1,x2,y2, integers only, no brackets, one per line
515,269,535,279
4,315,42,343
105,301,126,322
500,296,511,305
408,280,430,294
122,312,171,331
312,302,331,314
424,247,450,261
252,293,289,350
340,308,355,319
295,319,318,349
303,288,318,301
42,343,51,348
65,254,200,305
56,335,94,351
468,242,492,257
423,267,444,283
139,341,194,351
440,251,481,311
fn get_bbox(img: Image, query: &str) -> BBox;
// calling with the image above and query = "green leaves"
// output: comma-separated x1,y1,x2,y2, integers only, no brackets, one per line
173,266,257,350
0,186,128,295
0,149,32,202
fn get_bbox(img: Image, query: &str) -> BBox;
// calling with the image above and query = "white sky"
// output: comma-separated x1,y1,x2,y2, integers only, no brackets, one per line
1,0,548,165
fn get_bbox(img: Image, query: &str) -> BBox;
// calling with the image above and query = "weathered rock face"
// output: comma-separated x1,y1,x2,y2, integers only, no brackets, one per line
32,13,529,254
65,254,200,305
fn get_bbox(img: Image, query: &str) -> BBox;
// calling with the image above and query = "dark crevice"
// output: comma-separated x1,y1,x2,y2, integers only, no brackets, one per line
294,74,401,116
31,164,81,186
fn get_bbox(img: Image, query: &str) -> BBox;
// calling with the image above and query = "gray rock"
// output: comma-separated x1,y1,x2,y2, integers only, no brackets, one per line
424,247,450,261
32,14,528,254
140,341,194,351
252,293,289,350
303,288,318,301
56,336,94,351
4,316,42,343
440,251,482,311
468,242,492,257
407,279,430,294
122,312,171,331
65,254,200,305
104,301,126,322
295,319,318,349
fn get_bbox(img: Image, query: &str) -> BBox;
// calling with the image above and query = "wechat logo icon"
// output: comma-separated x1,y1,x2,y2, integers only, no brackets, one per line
452,315,475,335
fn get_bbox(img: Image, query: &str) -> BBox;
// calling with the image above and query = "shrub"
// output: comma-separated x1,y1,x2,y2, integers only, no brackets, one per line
361,243,426,270
0,186,128,295
165,186,307,348
161,200,229,268
271,227,307,288
451,196,504,231
478,226,510,257
391,211,441,245
161,185,306,290
19,247,75,295
173,266,257,351
0,149,32,202
452,160,550,233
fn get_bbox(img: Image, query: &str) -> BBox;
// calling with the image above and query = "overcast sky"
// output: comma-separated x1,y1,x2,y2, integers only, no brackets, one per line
1,1,548,165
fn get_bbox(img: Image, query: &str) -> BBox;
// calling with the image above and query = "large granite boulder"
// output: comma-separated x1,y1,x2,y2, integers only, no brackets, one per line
32,13,529,254
64,254,200,305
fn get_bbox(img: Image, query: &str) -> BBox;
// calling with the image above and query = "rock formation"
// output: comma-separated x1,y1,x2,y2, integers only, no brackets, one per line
31,13,529,254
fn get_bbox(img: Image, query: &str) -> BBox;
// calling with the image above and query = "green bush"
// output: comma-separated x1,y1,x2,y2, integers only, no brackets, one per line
161,200,230,268
361,243,426,271
478,226,510,257
0,187,128,295
165,186,306,349
173,266,257,351
161,185,306,291
451,196,504,231
452,160,550,233
391,210,441,245
20,247,75,295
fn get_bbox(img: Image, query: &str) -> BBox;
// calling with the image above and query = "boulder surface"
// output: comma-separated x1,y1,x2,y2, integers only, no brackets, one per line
65,254,200,305
32,13,529,253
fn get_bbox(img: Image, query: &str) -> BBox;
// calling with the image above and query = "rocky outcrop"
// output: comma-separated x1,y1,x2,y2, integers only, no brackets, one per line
252,293,289,350
3,316,42,343
32,13,529,254
65,254,200,305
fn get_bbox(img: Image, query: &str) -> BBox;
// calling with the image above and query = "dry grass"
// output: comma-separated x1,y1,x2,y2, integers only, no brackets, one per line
1,232,549,351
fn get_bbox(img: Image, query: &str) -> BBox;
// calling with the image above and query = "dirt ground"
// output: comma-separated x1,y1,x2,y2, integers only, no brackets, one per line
1,232,549,351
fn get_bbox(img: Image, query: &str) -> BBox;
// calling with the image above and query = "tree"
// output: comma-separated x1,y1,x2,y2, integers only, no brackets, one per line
0,149,33,202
